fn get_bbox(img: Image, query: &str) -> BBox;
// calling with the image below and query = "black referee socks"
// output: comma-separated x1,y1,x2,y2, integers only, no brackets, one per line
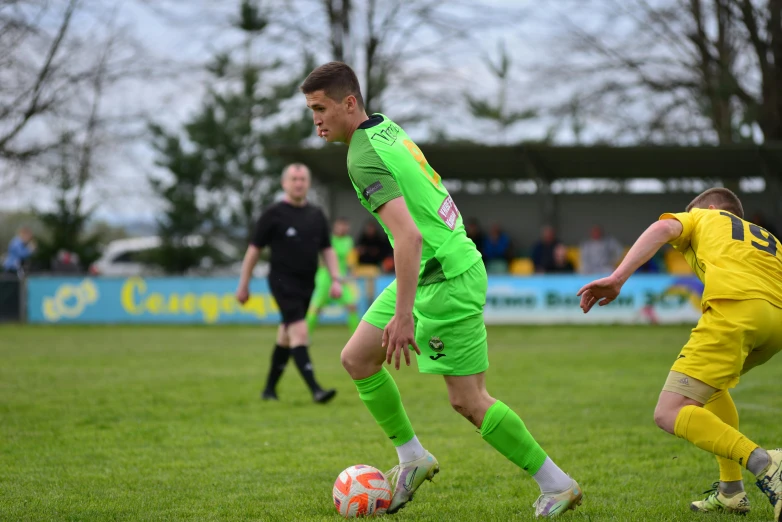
264,344,291,395
290,345,322,393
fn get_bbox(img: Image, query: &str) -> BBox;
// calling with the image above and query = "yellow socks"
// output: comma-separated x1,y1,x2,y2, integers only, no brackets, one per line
705,390,743,482
674,405,758,470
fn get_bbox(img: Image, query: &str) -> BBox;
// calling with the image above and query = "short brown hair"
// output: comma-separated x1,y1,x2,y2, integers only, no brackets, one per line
686,187,744,218
300,62,364,110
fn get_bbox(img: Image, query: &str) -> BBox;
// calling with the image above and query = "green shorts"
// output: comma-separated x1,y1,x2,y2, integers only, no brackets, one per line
362,261,489,376
310,269,358,309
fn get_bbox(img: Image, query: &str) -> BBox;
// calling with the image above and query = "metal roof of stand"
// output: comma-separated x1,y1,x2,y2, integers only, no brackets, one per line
276,143,782,183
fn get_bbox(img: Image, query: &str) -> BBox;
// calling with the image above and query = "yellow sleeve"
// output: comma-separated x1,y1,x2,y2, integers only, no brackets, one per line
659,212,694,251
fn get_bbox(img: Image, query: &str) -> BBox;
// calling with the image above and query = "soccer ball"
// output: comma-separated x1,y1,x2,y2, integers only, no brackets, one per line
332,464,392,518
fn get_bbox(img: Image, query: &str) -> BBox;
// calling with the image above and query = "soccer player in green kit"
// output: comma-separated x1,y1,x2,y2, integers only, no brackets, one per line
306,217,361,334
301,62,582,517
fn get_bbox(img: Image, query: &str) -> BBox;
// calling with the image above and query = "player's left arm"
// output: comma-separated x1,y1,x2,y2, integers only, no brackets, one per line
578,219,683,312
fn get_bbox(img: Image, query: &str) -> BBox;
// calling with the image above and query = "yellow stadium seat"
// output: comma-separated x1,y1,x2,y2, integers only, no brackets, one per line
664,249,693,275
566,247,580,271
353,264,381,277
509,258,534,275
347,248,359,268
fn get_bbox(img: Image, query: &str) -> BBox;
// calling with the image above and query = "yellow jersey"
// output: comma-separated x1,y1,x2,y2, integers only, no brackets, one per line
660,208,782,309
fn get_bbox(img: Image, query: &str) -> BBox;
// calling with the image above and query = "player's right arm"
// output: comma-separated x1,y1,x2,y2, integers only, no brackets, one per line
578,218,684,312
237,208,274,304
377,197,422,369
236,245,261,304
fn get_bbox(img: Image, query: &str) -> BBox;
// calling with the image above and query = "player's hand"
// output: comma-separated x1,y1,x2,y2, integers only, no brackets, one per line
236,286,250,304
577,275,622,313
329,280,343,299
382,313,421,370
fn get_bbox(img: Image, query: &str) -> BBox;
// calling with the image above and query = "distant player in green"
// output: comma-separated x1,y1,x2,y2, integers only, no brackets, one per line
306,217,360,334
301,62,582,517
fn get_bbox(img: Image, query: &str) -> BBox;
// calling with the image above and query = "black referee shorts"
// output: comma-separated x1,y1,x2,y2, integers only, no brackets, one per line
268,273,315,326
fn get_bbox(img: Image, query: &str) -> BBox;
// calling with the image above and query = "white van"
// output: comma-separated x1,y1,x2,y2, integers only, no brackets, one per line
89,236,268,277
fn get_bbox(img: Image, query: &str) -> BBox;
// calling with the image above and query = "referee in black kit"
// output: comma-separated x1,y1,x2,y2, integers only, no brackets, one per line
236,163,343,404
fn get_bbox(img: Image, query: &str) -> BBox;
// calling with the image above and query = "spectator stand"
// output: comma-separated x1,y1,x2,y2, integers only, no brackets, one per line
284,144,782,276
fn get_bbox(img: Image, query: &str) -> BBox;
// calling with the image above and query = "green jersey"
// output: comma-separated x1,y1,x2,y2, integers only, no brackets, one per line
331,234,353,277
347,114,481,285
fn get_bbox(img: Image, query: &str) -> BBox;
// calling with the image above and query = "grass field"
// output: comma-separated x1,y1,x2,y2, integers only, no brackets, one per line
1,324,781,521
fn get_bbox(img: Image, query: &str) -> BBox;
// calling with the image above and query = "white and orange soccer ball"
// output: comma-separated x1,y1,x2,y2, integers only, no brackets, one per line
332,465,392,518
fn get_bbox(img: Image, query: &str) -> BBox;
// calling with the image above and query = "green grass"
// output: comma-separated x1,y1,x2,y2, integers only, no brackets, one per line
1,325,781,521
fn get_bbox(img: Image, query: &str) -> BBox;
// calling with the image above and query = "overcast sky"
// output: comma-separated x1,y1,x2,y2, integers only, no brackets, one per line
1,1,666,221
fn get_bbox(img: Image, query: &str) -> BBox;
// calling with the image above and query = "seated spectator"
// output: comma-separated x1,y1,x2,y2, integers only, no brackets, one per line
51,250,81,274
356,221,392,266
482,223,512,263
531,225,559,273
750,212,779,238
579,225,623,275
3,226,36,274
465,218,485,257
638,250,665,273
549,243,575,273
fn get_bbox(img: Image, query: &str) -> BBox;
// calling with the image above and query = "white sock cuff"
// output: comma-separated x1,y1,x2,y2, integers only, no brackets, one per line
396,435,426,463
532,457,572,494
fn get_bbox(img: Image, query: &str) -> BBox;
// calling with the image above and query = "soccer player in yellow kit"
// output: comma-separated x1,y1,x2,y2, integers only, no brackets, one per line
578,188,782,519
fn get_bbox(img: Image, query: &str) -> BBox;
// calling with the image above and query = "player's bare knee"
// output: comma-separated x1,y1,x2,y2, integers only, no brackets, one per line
339,347,370,379
653,404,675,433
340,347,356,375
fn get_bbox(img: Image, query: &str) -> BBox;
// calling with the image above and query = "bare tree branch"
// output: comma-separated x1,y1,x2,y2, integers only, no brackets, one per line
0,0,78,151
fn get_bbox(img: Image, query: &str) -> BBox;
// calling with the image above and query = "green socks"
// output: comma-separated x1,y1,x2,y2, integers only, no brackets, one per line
354,375,550,478
354,368,415,447
481,400,548,475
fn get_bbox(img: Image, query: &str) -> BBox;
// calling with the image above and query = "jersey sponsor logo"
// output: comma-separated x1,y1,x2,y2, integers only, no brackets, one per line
286,227,297,237
429,353,446,361
362,181,383,200
370,124,400,146
437,196,459,230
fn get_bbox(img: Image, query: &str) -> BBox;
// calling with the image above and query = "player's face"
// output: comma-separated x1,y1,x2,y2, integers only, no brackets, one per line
333,220,350,236
282,167,311,200
305,90,350,143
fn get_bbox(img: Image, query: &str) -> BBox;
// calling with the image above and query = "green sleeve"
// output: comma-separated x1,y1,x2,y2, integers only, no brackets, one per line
349,146,402,212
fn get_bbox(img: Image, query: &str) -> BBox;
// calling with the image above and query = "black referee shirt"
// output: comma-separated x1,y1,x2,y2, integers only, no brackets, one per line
251,201,331,280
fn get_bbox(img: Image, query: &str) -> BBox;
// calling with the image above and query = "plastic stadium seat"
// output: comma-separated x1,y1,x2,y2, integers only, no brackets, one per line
353,264,381,277
347,248,359,267
664,249,694,275
509,258,534,275
566,247,580,271
486,259,509,274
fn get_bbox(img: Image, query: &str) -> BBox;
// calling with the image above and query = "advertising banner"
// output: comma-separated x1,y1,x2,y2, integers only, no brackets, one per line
27,277,369,324
372,274,703,325
27,274,703,325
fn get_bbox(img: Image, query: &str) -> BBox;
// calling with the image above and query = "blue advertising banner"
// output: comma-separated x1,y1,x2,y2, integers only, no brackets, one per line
481,274,703,324
372,274,704,325
27,277,369,324
27,274,703,325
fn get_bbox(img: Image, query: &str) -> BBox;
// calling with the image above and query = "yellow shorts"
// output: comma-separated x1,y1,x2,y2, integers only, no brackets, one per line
671,299,782,391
